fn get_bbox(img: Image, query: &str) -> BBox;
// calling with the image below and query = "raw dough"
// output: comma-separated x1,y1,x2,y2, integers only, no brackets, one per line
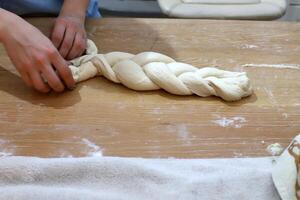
267,143,284,156
69,40,252,101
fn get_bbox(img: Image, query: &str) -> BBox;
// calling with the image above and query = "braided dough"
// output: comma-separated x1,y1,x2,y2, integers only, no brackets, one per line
69,40,252,101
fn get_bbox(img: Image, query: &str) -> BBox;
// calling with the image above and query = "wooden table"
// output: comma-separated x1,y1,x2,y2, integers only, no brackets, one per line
0,18,300,158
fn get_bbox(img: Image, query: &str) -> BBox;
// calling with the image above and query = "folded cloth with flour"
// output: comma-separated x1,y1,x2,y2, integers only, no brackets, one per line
0,134,299,200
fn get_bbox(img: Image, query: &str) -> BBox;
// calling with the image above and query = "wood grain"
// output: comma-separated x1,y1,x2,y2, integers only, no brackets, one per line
0,18,300,158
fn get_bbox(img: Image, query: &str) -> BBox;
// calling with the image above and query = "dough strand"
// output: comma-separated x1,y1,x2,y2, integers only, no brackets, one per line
69,40,252,101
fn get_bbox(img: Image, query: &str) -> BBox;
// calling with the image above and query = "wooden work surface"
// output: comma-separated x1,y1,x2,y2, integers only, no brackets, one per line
0,18,300,158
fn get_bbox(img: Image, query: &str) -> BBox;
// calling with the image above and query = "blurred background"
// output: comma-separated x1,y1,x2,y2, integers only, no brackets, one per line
98,0,300,21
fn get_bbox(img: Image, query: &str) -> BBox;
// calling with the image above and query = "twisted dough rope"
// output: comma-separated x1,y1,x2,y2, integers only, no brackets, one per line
69,40,252,101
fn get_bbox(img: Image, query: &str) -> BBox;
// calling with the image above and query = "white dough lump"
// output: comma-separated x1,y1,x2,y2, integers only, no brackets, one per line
69,40,252,101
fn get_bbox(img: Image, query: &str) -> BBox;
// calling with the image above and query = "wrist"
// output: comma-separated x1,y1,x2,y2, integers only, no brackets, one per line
59,0,89,22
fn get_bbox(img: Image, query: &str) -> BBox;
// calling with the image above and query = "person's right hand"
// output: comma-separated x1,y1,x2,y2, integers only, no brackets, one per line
0,9,75,93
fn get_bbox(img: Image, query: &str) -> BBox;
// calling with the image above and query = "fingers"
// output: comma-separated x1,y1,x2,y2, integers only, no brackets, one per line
58,26,76,59
66,33,86,60
41,64,65,92
22,59,70,93
50,50,75,89
21,71,33,88
29,69,51,93
51,16,87,60
51,23,66,49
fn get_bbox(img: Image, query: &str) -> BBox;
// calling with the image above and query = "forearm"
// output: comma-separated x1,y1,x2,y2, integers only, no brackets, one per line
0,8,12,43
60,0,89,22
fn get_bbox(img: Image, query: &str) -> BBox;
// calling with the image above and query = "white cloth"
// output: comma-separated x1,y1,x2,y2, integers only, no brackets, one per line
272,134,300,200
158,0,287,19
0,156,280,200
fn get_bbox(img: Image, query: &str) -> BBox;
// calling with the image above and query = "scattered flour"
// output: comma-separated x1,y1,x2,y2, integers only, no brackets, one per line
233,152,244,158
0,139,14,157
0,139,5,145
263,88,277,106
115,102,127,110
266,143,284,156
212,116,246,128
176,124,190,142
241,44,259,49
242,63,300,70
81,138,103,157
59,151,74,158
150,107,162,115
0,152,13,157
166,124,191,145
282,113,288,119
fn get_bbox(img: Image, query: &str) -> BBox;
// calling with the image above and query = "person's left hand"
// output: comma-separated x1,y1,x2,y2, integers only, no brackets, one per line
51,15,87,60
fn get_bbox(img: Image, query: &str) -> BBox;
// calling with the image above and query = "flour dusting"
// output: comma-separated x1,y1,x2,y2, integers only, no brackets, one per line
243,63,300,70
177,124,190,142
59,151,74,158
233,152,244,158
282,113,288,119
0,139,14,157
263,88,277,106
115,102,127,110
241,44,259,49
81,138,103,157
0,139,6,145
166,124,191,145
212,116,246,128
150,107,162,115
0,152,13,157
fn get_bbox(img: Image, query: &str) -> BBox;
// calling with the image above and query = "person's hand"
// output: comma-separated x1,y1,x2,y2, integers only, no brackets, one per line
51,15,87,60
51,0,89,60
0,10,75,93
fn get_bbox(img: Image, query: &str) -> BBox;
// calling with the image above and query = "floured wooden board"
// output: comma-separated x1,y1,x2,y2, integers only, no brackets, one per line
0,18,300,158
